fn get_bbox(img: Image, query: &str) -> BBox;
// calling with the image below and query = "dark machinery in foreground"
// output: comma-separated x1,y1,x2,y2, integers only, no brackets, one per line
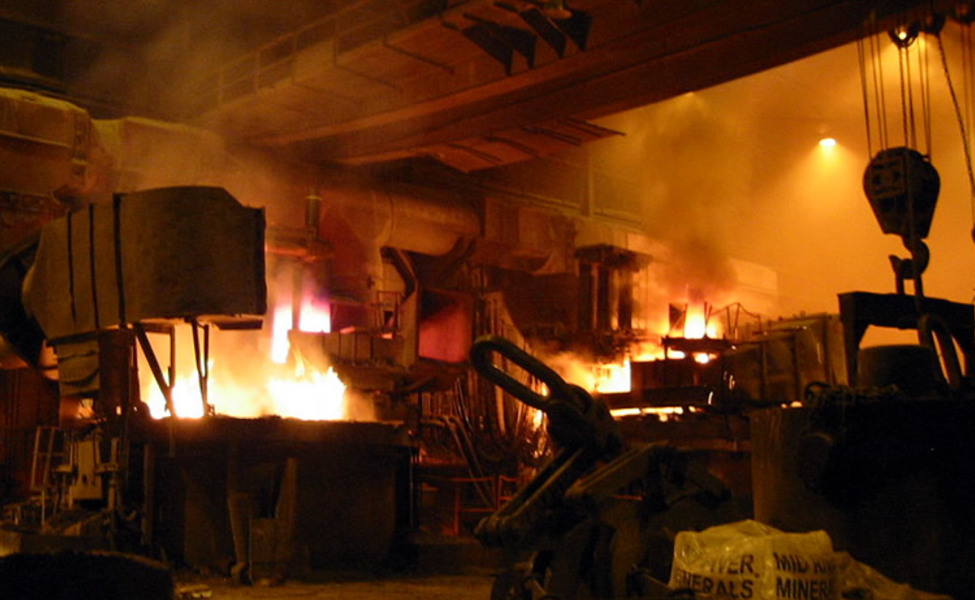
469,336,726,600
752,136,975,597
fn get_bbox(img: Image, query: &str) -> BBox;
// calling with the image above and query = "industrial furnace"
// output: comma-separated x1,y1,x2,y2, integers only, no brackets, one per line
0,184,416,581
2,21,972,593
0,85,777,586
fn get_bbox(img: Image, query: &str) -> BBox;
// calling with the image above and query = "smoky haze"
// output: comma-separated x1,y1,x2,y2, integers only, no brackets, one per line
30,2,975,336
586,30,975,330
51,0,338,119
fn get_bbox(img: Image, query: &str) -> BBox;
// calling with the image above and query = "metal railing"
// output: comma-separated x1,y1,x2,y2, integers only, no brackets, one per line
425,473,527,536
194,0,450,115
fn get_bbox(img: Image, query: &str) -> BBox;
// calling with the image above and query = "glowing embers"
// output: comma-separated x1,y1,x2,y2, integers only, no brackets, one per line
609,405,701,422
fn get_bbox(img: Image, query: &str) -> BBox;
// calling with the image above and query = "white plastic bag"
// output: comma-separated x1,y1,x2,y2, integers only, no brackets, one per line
669,520,839,600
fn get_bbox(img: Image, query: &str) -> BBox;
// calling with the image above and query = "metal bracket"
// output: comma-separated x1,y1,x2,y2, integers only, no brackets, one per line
134,322,176,418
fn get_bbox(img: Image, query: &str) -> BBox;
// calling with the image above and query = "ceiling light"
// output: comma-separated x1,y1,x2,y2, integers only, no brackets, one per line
888,23,920,48
818,137,837,149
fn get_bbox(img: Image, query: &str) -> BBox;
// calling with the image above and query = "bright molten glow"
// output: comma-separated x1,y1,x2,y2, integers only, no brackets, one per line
544,353,633,394
532,406,545,428
298,295,331,333
271,303,293,364
592,359,631,393
145,371,208,419
267,364,347,420
610,406,695,422
681,303,720,363
683,305,717,339
271,273,331,365
143,360,349,421
140,285,359,421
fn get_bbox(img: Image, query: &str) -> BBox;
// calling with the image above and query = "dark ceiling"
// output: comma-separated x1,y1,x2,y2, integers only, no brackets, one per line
0,0,955,172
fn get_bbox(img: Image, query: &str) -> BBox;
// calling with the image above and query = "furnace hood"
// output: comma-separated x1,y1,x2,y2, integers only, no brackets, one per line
22,186,267,342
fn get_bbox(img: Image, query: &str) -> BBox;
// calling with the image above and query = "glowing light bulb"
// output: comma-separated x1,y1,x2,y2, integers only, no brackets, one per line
888,24,919,48
818,137,837,149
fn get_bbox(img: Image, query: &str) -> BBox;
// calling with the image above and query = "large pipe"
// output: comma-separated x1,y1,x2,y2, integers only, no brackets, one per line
316,182,479,309
0,88,102,199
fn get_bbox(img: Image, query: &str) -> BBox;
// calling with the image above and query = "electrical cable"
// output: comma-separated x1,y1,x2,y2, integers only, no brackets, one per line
965,22,974,164
935,30,975,230
872,31,890,150
900,40,914,147
858,36,874,158
919,29,933,156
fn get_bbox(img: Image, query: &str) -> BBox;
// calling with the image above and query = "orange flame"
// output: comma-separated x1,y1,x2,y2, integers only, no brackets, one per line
265,363,348,420
140,285,357,421
541,353,632,395
592,359,631,393
298,294,331,333
271,303,293,364
683,304,718,339
142,360,349,421
609,406,702,422
676,303,720,363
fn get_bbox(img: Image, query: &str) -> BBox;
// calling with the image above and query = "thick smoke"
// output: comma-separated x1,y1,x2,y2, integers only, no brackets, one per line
55,0,335,120
588,32,975,324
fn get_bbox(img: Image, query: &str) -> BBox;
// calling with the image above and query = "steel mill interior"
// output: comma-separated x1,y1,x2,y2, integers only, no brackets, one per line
3,1,975,599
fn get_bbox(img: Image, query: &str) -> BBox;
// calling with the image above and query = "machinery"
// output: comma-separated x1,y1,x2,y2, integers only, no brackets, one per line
0,186,265,552
0,185,421,581
466,136,975,598
751,30,975,592
469,335,727,599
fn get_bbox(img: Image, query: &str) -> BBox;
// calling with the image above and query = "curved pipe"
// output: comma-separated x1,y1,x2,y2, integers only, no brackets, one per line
317,183,478,254
316,183,479,306
0,88,104,199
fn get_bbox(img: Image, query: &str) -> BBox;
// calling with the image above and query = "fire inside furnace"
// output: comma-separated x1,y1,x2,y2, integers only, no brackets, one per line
139,291,366,421
140,293,721,423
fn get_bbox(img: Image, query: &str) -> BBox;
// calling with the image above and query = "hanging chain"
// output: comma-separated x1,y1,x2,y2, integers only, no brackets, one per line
859,25,893,161
858,36,875,158
873,31,890,151
899,41,915,148
965,22,974,165
964,20,975,227
919,29,933,157
935,29,975,230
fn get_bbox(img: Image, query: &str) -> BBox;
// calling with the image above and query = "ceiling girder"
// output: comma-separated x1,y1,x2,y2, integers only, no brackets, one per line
194,0,954,171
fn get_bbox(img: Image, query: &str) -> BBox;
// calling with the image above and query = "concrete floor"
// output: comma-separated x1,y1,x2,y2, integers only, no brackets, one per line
175,572,496,600
172,535,506,600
